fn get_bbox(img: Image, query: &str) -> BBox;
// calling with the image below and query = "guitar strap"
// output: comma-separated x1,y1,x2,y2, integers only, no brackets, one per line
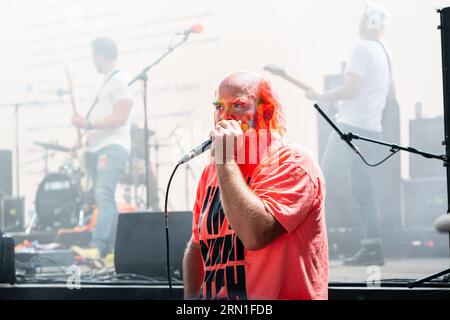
85,69,121,120
375,40,394,98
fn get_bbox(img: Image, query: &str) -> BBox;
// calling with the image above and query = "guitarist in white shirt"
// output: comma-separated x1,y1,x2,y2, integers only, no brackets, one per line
305,3,395,266
71,37,133,261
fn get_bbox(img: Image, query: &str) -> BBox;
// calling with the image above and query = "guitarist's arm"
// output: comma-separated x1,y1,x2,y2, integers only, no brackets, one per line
305,72,361,103
72,98,133,130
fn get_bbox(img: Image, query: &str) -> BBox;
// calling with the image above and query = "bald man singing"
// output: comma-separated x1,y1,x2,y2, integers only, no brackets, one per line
183,71,328,300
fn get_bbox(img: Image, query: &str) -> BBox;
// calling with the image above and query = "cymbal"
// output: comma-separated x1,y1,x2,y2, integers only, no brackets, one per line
34,141,71,153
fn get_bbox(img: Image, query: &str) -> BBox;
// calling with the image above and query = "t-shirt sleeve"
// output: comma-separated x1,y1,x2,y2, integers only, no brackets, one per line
110,73,133,104
346,43,373,78
251,161,319,234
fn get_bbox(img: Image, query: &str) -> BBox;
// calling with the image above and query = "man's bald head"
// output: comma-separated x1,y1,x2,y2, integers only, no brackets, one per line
218,71,266,98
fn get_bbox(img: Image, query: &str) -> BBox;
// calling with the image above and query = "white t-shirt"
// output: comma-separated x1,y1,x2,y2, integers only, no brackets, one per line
336,40,393,132
86,68,133,152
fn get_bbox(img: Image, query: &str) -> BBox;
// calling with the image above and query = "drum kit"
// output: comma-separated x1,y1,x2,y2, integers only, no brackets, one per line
32,142,93,231
32,125,166,230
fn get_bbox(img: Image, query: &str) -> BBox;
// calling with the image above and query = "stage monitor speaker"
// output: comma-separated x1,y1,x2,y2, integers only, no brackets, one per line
115,211,192,280
0,150,12,197
1,197,25,232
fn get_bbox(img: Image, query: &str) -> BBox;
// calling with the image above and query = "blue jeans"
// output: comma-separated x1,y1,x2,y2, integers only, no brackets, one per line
85,145,129,256
321,123,382,245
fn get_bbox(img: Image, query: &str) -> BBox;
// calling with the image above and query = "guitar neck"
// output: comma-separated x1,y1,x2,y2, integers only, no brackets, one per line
279,74,310,91
65,68,83,143
68,87,83,143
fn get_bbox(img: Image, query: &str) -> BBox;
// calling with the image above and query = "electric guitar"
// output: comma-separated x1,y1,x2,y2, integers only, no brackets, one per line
65,67,93,193
264,64,338,116
263,64,311,92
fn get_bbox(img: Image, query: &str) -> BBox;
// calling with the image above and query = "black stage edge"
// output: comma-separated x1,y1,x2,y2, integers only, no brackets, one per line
1,283,450,300
0,284,184,300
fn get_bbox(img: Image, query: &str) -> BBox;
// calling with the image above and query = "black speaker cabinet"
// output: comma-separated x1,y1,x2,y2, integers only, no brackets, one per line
1,197,24,232
115,211,192,280
0,233,15,284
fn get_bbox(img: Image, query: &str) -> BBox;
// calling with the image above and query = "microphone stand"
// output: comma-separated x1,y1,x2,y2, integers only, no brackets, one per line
128,31,195,298
313,103,449,287
314,103,446,163
0,100,61,198
128,33,191,210
406,7,450,287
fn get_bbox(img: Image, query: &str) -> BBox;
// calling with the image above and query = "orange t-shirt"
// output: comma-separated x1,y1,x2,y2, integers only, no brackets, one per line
191,142,328,300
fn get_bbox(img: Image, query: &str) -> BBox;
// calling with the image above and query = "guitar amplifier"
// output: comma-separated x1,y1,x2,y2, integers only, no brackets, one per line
1,197,25,232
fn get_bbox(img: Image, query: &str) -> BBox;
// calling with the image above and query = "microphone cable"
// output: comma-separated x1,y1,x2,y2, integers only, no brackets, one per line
163,163,181,299
357,147,400,167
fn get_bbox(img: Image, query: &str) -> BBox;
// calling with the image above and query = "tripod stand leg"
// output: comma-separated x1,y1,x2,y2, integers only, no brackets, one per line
408,268,450,288
444,273,450,283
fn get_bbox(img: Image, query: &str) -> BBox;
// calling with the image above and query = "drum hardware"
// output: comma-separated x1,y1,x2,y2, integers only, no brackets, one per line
33,140,71,176
33,141,71,153
20,152,56,176
31,125,168,226
122,126,171,210
25,210,37,235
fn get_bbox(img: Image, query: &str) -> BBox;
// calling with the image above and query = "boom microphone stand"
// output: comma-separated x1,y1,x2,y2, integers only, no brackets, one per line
314,7,450,287
128,30,196,209
313,100,448,287
407,7,450,287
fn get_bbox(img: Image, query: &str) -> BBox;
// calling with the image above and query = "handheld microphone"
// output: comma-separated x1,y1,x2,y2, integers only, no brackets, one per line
178,24,204,36
178,139,212,165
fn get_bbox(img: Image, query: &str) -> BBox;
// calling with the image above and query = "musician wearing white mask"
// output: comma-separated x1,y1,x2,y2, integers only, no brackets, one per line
306,3,395,266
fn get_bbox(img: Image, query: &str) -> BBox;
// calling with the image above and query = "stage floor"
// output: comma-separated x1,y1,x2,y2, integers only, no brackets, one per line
329,257,450,282
11,257,450,284
1,257,450,299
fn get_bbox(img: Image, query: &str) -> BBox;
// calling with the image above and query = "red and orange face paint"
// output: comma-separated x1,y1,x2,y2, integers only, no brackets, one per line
213,96,256,132
212,81,285,136
210,75,286,169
